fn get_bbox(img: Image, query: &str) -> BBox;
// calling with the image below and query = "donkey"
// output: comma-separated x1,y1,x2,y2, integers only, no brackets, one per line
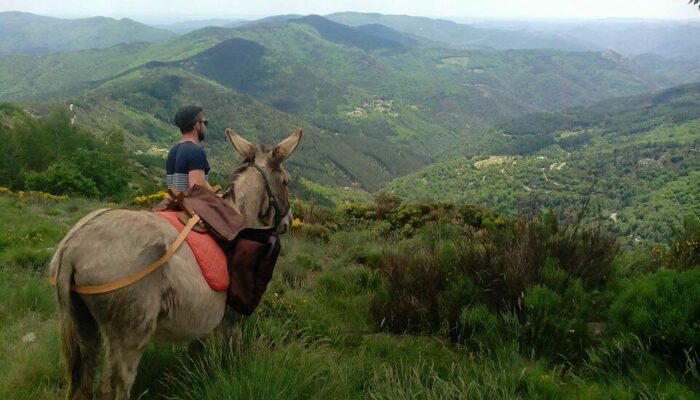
49,128,302,400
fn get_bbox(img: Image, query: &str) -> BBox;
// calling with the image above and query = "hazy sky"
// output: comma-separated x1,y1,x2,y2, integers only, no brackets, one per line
0,0,698,22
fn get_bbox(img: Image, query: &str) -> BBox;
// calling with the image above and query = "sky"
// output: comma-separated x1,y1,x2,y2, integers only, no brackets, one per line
0,0,698,23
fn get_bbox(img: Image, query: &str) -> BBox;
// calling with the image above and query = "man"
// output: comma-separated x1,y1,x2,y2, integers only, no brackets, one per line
166,106,210,191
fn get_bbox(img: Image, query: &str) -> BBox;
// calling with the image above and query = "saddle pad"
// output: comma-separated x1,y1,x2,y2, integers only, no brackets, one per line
156,211,228,291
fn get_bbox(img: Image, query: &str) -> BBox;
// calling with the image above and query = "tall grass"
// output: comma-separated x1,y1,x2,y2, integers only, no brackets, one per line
1,194,698,399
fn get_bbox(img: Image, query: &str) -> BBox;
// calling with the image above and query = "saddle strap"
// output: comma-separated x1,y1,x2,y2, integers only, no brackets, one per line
49,214,201,295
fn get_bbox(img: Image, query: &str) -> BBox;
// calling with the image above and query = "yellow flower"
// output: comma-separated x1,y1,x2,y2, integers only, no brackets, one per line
291,218,304,229
133,191,169,207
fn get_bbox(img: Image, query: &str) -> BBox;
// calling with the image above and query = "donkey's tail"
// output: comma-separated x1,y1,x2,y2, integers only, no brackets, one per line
50,208,111,398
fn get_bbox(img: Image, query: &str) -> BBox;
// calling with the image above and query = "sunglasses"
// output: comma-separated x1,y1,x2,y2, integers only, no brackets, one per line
195,119,209,126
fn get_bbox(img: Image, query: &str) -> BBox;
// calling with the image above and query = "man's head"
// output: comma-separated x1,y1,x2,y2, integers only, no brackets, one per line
174,105,208,141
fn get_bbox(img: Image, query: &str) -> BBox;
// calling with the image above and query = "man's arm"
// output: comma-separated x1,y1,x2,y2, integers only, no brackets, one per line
188,169,207,189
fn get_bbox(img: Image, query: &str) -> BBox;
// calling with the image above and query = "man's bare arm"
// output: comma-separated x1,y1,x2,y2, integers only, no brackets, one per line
188,169,208,189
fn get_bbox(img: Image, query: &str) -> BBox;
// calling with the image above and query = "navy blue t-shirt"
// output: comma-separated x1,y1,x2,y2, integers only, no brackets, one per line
165,141,210,191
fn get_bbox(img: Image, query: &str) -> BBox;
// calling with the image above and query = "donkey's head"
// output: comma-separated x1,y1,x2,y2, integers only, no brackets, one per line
224,128,302,232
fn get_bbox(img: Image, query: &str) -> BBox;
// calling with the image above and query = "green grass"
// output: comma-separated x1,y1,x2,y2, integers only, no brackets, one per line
1,193,699,399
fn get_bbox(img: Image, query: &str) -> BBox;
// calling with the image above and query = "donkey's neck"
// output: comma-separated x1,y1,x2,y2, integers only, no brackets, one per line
224,168,266,228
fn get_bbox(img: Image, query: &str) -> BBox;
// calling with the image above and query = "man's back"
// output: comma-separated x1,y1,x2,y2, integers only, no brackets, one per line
166,141,210,191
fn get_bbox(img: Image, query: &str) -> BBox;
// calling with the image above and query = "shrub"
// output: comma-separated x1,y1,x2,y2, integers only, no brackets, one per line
584,334,652,379
370,246,442,333
653,215,700,270
295,223,331,243
374,192,401,219
280,263,308,288
609,268,700,359
370,214,617,361
521,283,592,362
133,191,169,208
26,161,99,198
459,304,504,350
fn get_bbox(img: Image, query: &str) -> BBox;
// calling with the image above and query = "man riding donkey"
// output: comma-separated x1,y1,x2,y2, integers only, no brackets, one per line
49,105,302,399
166,105,212,192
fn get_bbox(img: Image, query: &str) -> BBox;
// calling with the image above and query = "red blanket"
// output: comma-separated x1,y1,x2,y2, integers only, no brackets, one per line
156,211,228,291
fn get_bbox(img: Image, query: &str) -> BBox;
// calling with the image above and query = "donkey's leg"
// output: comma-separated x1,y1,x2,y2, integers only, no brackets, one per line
64,296,101,400
98,316,156,400
69,313,101,400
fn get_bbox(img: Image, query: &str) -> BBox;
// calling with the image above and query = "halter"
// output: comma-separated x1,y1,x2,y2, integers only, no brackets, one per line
224,161,288,229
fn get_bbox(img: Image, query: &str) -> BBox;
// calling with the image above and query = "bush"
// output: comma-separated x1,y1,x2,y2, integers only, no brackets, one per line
26,161,100,198
654,215,700,270
374,192,401,219
609,268,700,359
370,214,617,362
459,304,504,350
521,283,592,362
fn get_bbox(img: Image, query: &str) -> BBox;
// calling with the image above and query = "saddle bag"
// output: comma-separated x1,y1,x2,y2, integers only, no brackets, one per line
154,184,281,315
225,228,281,315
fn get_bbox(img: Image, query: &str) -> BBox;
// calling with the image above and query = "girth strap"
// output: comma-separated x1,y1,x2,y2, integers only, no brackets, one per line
49,213,201,295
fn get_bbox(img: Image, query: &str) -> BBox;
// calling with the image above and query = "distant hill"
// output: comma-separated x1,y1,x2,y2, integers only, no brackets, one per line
355,24,428,47
386,83,700,244
0,11,176,54
464,19,700,62
560,23,700,61
0,13,695,195
157,19,243,34
291,15,406,51
325,12,596,51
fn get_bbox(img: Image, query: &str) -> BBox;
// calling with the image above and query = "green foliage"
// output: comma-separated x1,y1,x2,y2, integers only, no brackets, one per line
0,108,131,199
26,161,100,198
654,215,700,270
609,268,700,359
521,282,592,362
1,193,699,398
0,12,175,54
370,214,618,362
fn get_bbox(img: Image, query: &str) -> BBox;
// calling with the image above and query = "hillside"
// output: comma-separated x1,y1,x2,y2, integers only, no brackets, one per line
386,83,700,244
0,14,695,196
326,12,596,51
0,11,176,54
156,19,243,34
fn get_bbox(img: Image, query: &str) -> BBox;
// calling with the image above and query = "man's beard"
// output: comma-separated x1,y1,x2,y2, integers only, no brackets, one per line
197,129,205,142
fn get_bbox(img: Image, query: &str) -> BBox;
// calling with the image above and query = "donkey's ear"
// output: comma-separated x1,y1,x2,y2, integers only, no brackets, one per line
226,128,255,160
273,128,303,164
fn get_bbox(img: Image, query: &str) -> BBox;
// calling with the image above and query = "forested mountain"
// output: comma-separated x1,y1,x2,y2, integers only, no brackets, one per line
156,19,243,34
325,12,596,51
473,20,700,62
0,12,697,207
0,12,176,54
386,83,700,243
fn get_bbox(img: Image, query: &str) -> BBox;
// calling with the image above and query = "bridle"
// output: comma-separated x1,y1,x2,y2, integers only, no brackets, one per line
223,161,288,229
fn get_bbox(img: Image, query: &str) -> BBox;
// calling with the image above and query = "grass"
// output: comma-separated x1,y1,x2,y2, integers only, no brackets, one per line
1,192,699,399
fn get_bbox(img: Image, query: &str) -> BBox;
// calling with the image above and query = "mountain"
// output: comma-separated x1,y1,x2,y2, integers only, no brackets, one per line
61,64,430,196
325,12,597,51
0,13,695,196
386,83,700,244
0,11,176,54
464,19,700,62
561,23,700,62
157,19,243,34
